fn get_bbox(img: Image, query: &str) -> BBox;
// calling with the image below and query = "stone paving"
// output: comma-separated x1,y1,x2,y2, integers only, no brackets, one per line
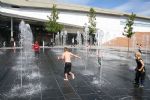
0,48,150,100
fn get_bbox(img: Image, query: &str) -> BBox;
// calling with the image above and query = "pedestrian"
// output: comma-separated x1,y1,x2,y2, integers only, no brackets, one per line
134,52,145,87
58,47,81,81
32,41,40,58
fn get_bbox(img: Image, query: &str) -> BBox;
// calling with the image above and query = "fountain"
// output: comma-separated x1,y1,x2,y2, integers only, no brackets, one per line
79,25,104,76
77,31,82,47
5,20,44,99
19,20,33,51
63,30,67,46
42,40,45,52
72,37,75,46
19,20,34,87
3,41,6,47
96,29,104,85
60,31,63,45
81,23,93,75
55,32,59,45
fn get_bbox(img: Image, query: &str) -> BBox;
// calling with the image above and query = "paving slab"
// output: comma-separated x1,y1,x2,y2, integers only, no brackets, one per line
0,48,150,100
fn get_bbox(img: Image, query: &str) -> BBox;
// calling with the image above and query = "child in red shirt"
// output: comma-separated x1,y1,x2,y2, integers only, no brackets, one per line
33,41,40,57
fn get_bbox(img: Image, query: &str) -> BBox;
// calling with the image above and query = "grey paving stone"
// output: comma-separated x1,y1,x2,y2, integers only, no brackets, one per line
0,48,150,100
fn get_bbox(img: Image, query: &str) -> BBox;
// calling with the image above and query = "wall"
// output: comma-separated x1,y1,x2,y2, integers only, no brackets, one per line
104,32,150,49
1,6,150,44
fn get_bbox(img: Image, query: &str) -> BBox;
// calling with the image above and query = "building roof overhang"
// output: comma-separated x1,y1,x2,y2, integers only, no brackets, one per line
1,0,150,20
0,10,83,29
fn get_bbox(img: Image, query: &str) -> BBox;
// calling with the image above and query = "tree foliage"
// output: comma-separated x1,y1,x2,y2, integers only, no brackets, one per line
123,13,136,53
45,4,63,34
88,8,96,35
123,13,136,38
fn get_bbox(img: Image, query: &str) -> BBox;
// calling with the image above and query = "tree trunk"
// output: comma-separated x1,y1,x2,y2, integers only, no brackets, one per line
53,33,54,42
127,38,130,57
128,38,130,52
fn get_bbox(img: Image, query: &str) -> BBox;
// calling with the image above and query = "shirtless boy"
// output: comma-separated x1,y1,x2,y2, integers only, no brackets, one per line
58,47,81,81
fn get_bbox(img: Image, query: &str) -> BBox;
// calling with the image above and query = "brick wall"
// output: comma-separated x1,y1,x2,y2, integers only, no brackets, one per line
103,32,150,49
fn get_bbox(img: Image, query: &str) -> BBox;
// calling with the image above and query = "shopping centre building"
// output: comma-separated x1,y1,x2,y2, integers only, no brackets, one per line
0,0,150,47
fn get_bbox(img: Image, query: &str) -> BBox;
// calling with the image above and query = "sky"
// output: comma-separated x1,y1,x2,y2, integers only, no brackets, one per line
56,0,150,17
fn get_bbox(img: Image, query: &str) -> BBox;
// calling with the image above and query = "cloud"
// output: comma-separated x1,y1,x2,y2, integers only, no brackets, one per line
138,10,150,16
112,0,140,12
112,0,150,16
55,0,150,17
137,2,150,16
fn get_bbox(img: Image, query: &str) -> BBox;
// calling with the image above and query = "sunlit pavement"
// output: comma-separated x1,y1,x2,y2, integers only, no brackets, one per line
0,48,150,100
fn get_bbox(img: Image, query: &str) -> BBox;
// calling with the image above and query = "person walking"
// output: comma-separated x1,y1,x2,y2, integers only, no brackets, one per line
58,47,81,81
134,52,145,87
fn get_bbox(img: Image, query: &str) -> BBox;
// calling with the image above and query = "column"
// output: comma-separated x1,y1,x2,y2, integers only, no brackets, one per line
10,17,14,42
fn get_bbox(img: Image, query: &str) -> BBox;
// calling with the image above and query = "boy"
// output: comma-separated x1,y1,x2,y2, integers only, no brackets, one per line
58,47,81,81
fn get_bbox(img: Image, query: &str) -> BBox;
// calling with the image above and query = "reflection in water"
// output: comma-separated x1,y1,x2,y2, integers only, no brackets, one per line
120,85,144,100
132,88,143,100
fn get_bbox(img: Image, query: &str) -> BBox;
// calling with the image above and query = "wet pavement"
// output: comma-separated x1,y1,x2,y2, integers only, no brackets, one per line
0,48,150,100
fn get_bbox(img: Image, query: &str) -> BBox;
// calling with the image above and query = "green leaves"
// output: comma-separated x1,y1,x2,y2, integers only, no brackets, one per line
123,13,136,38
123,13,136,52
45,4,63,33
88,8,96,35
50,4,59,22
45,21,63,33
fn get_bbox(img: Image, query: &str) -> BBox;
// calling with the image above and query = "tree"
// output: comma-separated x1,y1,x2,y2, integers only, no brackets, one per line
88,8,96,45
123,13,136,53
45,4,63,43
